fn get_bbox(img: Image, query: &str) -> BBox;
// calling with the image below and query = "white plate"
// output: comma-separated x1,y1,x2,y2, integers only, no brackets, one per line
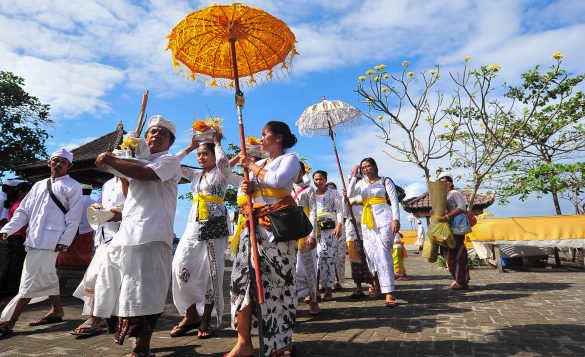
105,157,150,178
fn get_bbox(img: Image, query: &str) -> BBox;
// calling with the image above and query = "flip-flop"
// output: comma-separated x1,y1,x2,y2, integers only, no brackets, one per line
0,321,14,336
70,319,103,336
322,293,333,301
197,326,213,339
384,299,397,307
451,283,469,290
170,320,201,337
308,302,321,316
29,315,63,326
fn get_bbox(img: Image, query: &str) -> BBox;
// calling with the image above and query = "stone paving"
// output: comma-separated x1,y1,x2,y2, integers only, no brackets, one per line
1,252,584,357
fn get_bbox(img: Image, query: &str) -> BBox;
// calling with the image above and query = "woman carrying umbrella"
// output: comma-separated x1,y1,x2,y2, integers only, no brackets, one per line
347,158,400,307
171,131,230,339
230,121,300,357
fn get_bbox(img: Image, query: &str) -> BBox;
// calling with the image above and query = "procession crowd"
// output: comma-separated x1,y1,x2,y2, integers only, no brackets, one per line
0,115,470,357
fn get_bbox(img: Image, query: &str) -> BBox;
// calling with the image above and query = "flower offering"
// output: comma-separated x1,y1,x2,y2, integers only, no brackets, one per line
192,117,223,143
245,135,262,157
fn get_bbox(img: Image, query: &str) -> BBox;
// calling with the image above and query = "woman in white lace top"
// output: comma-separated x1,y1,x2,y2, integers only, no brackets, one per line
171,132,230,339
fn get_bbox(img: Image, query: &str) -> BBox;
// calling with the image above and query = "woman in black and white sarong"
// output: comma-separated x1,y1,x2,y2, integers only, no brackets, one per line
293,162,320,316
227,121,300,357
171,131,230,339
313,170,343,302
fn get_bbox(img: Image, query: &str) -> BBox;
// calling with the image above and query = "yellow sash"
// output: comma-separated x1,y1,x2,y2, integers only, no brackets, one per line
297,206,310,250
229,214,246,253
361,196,387,229
229,187,292,253
193,193,224,221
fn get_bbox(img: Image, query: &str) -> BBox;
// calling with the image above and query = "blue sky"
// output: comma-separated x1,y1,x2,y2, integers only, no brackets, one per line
1,0,584,235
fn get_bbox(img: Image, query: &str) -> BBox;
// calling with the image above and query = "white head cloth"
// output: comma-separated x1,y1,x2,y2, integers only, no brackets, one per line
4,179,25,187
50,148,73,163
146,115,176,135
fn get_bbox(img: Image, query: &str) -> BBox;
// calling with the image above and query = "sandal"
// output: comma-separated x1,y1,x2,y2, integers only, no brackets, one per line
322,291,333,301
368,287,381,300
197,326,213,339
384,297,397,308
450,282,469,290
29,315,63,326
308,302,320,316
70,318,103,336
350,290,365,299
170,320,200,337
0,321,14,336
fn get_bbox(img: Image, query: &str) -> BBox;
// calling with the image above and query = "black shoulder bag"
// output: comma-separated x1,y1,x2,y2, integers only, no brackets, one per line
196,172,230,241
256,164,313,242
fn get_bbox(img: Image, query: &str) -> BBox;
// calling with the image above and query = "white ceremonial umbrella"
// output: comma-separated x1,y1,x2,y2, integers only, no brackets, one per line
296,97,363,232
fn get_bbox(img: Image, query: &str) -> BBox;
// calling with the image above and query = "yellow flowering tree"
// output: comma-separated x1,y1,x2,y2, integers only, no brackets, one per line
355,62,458,180
444,53,585,212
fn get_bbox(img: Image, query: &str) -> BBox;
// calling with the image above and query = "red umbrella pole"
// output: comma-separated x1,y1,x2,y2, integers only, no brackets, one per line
230,38,265,305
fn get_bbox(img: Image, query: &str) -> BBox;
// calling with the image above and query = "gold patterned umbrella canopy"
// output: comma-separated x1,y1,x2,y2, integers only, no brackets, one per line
166,3,297,311
166,2,298,88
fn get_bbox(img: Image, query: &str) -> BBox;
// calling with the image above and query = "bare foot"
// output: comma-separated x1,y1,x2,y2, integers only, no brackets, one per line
225,341,254,357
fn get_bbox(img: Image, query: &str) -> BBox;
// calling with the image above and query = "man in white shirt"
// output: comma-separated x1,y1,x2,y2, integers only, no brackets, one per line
93,115,181,356
0,148,82,336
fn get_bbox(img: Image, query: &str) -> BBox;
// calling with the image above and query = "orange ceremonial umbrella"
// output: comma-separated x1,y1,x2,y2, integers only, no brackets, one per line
166,3,298,308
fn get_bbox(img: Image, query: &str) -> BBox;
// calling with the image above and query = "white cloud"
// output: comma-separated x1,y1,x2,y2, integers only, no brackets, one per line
1,0,584,121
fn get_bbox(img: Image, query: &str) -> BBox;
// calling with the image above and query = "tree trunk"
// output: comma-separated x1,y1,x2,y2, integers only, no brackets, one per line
551,190,562,215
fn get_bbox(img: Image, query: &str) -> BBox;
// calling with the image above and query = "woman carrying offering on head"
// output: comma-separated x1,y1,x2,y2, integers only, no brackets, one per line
171,131,230,339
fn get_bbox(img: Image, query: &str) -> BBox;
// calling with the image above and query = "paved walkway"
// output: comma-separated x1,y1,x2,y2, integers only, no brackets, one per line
1,253,584,357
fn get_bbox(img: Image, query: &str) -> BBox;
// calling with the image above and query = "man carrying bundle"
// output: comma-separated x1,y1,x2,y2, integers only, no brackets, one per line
93,115,181,357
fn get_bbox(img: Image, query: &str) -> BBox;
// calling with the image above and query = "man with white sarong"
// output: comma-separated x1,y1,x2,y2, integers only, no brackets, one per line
0,148,82,336
71,177,126,336
293,163,320,315
93,115,181,357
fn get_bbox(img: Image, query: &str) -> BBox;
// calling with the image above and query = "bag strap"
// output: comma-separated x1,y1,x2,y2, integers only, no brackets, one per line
46,179,68,214
254,161,271,212
382,177,391,205
382,176,400,205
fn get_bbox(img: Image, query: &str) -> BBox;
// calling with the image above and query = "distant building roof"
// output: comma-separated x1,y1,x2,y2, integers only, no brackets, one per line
14,122,195,186
402,188,495,217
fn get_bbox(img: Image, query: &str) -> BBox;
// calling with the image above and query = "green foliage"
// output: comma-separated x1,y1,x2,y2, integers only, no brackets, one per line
494,58,585,213
435,255,447,269
0,71,52,173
